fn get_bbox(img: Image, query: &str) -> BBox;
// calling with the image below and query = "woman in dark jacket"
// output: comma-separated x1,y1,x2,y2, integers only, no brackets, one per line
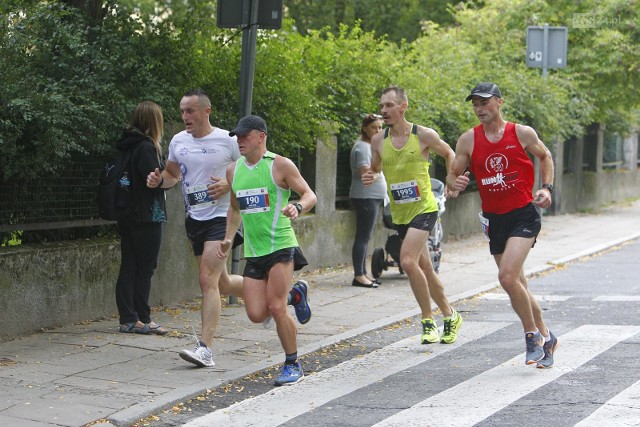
116,101,168,334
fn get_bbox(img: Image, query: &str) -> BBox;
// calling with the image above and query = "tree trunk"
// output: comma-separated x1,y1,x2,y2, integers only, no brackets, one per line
59,0,107,28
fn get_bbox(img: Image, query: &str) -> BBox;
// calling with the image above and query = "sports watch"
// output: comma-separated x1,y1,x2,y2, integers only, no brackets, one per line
294,203,303,214
541,183,554,194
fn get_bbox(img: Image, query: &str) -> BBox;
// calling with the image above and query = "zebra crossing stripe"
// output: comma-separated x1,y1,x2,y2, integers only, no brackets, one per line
482,294,640,302
373,325,640,427
480,294,572,302
182,321,509,427
574,378,640,426
592,296,640,302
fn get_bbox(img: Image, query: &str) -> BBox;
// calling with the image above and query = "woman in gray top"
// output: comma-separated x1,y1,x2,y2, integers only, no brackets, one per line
349,114,387,287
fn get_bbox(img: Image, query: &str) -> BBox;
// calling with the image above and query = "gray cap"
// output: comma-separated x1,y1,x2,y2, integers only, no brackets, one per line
229,115,268,136
465,82,502,101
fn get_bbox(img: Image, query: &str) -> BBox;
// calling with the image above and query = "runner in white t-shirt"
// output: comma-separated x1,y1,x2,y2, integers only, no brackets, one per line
146,90,311,368
168,127,240,221
146,89,243,367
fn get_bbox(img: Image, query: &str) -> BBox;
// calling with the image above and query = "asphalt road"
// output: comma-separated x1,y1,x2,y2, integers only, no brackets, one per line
140,238,640,427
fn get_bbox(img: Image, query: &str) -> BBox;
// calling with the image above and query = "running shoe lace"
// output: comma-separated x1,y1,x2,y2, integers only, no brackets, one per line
442,319,452,336
189,326,200,349
526,333,536,352
422,319,435,333
281,364,294,377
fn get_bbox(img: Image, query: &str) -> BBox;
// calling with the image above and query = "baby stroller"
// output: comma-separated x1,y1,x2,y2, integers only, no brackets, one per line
371,178,446,278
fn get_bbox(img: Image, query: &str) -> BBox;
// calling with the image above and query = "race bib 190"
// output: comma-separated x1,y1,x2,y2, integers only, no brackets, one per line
237,188,270,214
390,180,420,204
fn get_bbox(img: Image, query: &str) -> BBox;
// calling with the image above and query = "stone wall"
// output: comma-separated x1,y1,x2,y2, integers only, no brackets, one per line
0,131,638,341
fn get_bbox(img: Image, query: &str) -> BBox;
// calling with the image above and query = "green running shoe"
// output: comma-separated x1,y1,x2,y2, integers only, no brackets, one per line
421,318,440,344
440,310,463,344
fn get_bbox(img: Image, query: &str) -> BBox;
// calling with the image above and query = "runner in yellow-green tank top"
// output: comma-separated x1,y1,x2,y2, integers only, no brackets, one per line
362,85,462,347
382,124,438,225
232,151,298,258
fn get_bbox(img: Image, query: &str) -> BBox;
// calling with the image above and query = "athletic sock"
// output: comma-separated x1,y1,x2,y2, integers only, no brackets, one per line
288,288,301,305
285,352,298,365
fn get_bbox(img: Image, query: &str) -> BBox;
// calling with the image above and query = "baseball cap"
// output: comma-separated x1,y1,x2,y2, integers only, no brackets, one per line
465,82,502,101
229,115,268,136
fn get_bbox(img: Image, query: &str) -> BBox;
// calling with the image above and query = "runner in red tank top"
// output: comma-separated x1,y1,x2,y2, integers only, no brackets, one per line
446,82,559,368
470,121,535,214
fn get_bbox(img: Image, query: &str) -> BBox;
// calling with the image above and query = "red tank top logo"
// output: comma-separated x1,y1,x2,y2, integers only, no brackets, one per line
481,153,519,188
486,153,508,172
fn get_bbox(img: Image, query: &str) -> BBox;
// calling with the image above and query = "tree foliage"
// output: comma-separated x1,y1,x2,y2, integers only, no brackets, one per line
0,1,186,181
0,0,637,183
390,0,638,145
285,0,466,43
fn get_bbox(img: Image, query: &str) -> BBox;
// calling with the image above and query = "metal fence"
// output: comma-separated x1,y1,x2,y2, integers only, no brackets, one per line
0,157,107,235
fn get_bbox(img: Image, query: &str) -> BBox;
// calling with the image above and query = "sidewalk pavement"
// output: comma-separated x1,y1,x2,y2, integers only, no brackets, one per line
1,200,639,427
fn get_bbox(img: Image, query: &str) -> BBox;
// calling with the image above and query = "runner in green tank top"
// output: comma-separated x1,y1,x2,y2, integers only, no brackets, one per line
231,151,299,257
362,85,464,345
217,115,317,386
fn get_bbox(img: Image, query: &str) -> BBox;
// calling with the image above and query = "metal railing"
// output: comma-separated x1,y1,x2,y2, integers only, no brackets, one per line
0,159,105,233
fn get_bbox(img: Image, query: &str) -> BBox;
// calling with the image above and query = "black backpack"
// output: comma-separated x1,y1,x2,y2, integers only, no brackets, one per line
97,148,133,221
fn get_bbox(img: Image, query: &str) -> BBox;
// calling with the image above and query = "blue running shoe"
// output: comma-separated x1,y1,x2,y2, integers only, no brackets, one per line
274,362,304,386
537,331,559,369
292,280,311,324
525,331,544,365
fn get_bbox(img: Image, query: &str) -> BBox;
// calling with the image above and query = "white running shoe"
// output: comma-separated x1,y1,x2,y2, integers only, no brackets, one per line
262,316,274,329
179,329,214,367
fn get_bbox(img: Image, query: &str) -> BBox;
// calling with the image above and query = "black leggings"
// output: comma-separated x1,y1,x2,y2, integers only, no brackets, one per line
115,220,163,324
351,198,383,276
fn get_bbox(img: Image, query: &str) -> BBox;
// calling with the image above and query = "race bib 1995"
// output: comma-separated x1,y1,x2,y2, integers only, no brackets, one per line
390,180,420,204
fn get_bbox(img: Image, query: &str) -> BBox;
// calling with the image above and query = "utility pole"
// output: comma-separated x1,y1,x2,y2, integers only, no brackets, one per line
217,0,283,303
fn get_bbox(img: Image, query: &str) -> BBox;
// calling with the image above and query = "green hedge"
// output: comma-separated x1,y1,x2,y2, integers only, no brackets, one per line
1,0,637,180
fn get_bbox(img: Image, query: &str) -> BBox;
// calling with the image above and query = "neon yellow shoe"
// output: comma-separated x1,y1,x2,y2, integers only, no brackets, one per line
440,310,463,344
421,318,440,344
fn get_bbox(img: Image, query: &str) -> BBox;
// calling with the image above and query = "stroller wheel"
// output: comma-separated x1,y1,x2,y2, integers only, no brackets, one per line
431,253,440,273
371,247,385,278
